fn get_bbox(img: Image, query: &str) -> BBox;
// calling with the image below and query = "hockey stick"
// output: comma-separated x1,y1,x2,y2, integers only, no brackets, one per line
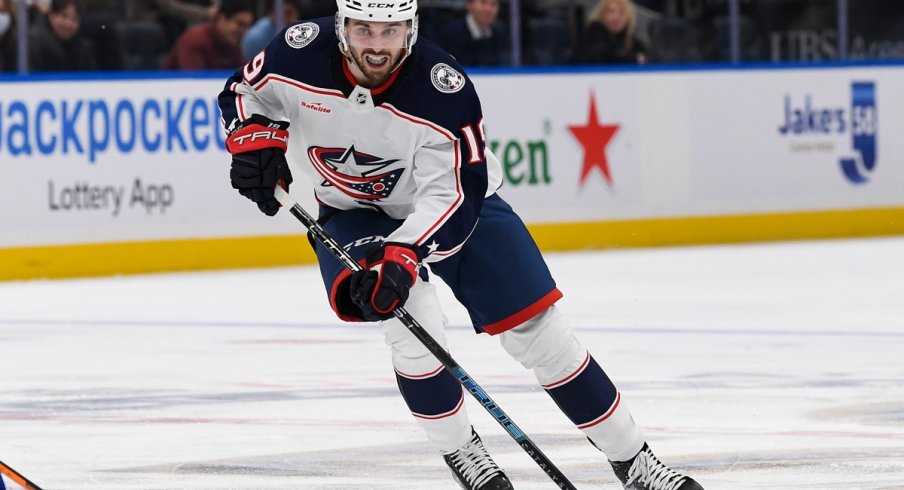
274,186,577,489
0,460,44,490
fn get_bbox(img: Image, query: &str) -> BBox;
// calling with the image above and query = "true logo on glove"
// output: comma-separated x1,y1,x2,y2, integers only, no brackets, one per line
398,251,420,277
231,131,288,146
399,252,418,267
225,117,290,156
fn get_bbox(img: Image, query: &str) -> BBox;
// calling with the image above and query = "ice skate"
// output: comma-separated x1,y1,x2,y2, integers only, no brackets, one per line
443,429,514,490
610,443,703,490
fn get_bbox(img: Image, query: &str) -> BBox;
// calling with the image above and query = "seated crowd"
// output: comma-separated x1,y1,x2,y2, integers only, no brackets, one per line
0,0,774,73
0,0,884,73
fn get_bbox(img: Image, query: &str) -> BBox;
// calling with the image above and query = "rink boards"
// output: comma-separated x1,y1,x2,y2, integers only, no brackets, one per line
1,65,903,279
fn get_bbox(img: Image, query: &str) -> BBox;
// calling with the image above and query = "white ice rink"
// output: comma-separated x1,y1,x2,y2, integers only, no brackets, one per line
2,237,903,489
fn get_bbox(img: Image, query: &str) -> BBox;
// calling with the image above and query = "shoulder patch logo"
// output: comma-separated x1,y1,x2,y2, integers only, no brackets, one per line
285,22,319,49
430,63,466,94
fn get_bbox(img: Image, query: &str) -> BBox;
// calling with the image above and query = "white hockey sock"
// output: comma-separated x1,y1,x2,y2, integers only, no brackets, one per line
380,280,473,454
414,400,473,454
499,306,645,462
582,394,645,462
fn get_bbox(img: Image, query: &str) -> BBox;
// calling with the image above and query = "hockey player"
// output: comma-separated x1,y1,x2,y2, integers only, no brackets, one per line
218,2,704,489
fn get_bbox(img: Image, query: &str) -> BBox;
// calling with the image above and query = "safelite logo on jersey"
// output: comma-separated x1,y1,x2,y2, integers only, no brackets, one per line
777,81,878,184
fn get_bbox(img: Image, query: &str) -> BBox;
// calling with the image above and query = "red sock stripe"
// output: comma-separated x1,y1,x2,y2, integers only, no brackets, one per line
542,351,591,389
411,394,465,420
396,364,445,380
577,391,621,430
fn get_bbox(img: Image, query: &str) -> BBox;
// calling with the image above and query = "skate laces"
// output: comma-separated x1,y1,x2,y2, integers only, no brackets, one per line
626,447,687,490
448,433,502,489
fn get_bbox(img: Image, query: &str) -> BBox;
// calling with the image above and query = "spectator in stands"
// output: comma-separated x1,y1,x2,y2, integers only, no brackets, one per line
79,0,126,70
27,0,51,16
158,0,218,21
116,1,217,71
162,0,253,70
241,0,301,60
0,0,16,72
128,1,220,47
28,0,97,72
438,0,510,66
297,0,334,19
574,0,647,64
128,0,219,25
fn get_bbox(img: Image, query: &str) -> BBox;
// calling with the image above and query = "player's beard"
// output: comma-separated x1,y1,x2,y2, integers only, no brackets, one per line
348,47,404,88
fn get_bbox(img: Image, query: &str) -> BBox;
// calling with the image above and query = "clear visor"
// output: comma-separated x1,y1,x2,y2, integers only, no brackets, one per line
344,19,412,50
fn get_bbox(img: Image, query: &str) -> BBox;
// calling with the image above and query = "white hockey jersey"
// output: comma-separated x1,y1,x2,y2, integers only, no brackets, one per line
218,17,504,262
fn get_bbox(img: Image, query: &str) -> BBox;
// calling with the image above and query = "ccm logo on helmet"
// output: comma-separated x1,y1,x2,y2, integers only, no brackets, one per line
367,3,395,7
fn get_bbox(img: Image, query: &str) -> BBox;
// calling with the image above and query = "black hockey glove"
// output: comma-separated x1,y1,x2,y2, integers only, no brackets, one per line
349,243,421,321
226,114,292,216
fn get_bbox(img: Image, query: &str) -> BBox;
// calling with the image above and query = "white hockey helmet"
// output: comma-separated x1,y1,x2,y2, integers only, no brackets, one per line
335,0,419,53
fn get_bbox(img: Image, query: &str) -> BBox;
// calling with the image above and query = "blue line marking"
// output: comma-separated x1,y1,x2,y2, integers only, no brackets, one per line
570,326,904,338
2,58,904,83
1,318,901,338
0,70,231,83
465,58,904,76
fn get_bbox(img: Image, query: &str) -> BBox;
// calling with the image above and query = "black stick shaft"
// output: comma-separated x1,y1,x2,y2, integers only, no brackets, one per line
275,188,577,489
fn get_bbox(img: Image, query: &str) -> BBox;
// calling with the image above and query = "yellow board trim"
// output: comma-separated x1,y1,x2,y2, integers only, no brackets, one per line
530,206,904,252
0,235,316,281
2,207,903,281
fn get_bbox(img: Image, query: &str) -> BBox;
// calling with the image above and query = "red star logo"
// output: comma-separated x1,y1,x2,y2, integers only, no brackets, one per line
568,92,620,187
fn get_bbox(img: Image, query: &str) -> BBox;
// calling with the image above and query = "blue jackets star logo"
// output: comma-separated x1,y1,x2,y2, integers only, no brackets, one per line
308,145,403,200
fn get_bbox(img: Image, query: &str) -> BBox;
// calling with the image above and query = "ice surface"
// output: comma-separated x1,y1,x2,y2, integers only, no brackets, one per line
1,237,903,489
